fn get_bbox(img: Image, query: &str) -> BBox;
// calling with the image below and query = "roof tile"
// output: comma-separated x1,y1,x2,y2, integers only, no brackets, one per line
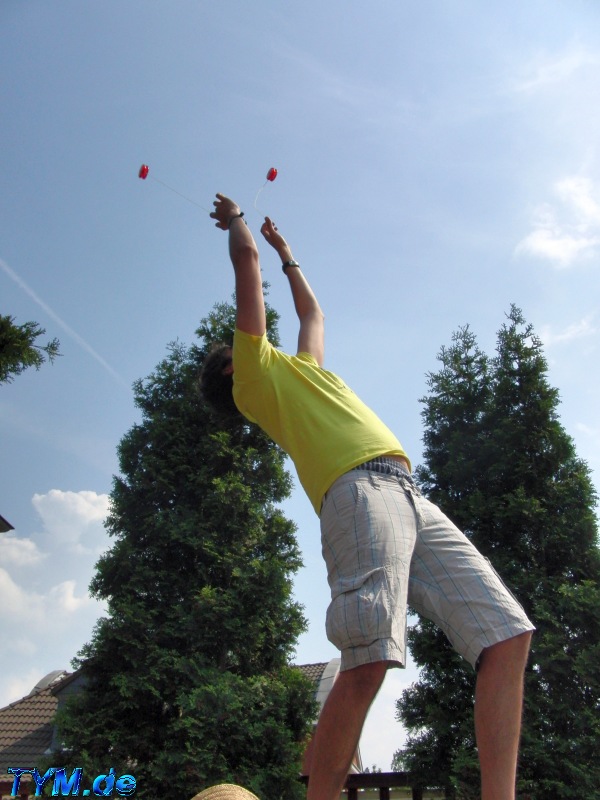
0,681,66,782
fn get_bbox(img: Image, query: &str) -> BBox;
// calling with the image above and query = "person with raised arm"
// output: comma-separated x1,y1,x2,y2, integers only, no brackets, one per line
201,194,534,800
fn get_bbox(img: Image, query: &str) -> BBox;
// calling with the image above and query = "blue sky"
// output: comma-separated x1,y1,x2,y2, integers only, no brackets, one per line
1,0,599,770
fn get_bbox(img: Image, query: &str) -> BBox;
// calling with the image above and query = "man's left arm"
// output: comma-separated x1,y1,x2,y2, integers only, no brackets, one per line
260,217,325,366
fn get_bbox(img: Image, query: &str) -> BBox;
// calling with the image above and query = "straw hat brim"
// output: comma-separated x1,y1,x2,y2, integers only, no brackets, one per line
190,784,260,800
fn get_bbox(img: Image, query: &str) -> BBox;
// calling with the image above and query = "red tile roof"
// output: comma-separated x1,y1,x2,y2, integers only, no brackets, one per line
0,674,72,784
295,662,329,685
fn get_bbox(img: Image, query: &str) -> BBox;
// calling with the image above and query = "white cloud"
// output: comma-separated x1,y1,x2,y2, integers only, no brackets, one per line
0,505,108,710
0,568,91,625
539,315,596,347
12,637,38,657
575,422,600,445
0,567,44,622
515,176,600,267
0,532,46,567
516,227,597,266
0,667,46,708
48,580,94,613
0,490,109,641
513,44,600,93
556,177,600,223
32,489,110,554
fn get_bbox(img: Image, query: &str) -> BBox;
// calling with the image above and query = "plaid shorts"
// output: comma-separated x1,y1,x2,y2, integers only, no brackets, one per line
320,459,534,672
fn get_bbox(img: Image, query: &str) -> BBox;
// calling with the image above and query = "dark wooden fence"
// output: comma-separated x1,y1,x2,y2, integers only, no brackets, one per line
301,772,434,800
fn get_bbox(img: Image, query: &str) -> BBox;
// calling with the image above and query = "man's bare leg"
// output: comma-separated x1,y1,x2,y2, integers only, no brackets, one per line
306,661,388,800
475,631,532,800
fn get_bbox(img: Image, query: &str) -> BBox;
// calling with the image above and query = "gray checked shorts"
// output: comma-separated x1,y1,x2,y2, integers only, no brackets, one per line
320,459,534,672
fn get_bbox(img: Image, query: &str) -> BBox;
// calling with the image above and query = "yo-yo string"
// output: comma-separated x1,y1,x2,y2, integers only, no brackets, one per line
149,175,211,213
253,180,268,212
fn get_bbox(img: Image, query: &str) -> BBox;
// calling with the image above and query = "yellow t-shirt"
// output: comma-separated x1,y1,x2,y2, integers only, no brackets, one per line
232,329,410,515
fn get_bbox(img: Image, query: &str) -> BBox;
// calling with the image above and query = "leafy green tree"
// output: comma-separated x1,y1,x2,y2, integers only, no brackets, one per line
53,298,316,800
0,314,60,384
393,306,600,799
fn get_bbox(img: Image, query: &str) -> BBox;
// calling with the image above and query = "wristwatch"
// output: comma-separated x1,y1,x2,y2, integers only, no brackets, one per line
281,260,300,273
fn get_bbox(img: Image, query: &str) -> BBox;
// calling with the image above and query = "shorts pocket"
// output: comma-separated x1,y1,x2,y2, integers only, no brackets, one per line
325,567,393,650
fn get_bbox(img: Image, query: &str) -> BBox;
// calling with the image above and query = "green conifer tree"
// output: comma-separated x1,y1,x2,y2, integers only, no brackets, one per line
53,299,316,800
394,306,600,800
0,314,60,384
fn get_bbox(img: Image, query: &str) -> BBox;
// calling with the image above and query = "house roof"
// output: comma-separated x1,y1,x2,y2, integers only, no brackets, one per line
0,514,15,532
0,672,72,784
295,662,329,685
0,661,346,784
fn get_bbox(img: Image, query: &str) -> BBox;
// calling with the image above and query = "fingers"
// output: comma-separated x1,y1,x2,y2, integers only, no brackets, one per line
261,216,278,235
211,193,238,230
211,193,227,213
209,210,226,229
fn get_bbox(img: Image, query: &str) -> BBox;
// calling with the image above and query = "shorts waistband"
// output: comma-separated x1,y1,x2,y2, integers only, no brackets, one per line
353,457,412,479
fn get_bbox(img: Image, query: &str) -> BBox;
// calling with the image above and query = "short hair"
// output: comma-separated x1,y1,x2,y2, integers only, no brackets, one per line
199,343,240,417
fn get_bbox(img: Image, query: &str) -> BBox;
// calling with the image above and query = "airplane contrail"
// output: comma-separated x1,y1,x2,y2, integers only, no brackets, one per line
1,257,129,390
